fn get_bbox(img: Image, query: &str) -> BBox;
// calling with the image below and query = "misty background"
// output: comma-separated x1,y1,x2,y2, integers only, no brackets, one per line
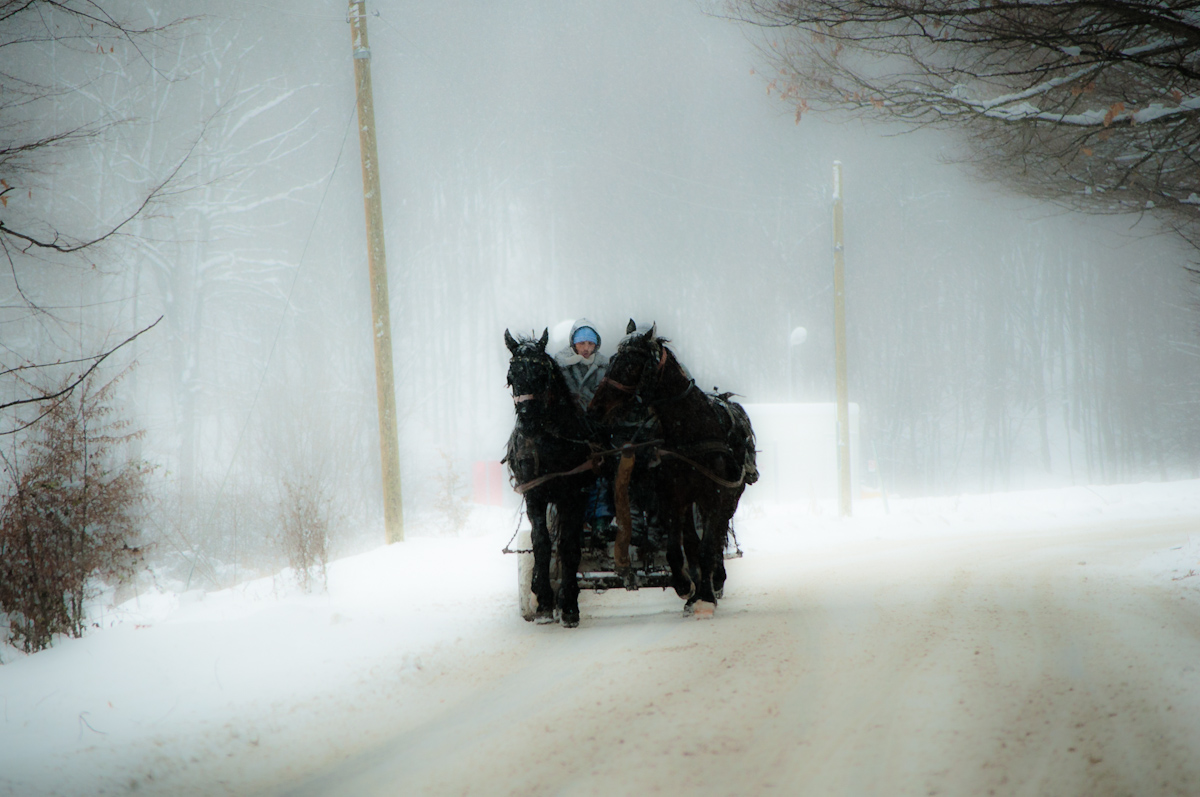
6,0,1200,582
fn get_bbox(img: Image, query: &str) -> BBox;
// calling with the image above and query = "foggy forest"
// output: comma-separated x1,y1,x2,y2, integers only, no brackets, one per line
5,1,1200,793
3,1,1200,606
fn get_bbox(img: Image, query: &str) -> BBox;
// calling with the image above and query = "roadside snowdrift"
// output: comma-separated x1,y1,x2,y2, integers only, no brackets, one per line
2,481,1199,795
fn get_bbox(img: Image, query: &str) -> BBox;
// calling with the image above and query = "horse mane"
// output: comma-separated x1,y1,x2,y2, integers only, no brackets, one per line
617,334,671,353
660,341,680,366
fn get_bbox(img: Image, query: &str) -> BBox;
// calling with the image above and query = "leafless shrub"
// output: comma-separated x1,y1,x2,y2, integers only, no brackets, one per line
0,373,149,653
146,480,279,592
433,451,470,535
277,471,330,593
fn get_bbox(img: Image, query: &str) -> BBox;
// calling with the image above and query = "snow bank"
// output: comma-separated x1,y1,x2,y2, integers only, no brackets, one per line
738,479,1200,555
2,482,1199,794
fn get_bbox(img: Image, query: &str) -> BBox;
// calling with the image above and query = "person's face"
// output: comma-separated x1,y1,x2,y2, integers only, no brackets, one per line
574,340,597,358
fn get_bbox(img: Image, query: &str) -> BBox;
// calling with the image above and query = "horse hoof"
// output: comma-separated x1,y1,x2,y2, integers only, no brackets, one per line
534,610,555,625
714,587,724,600
692,601,716,619
556,608,580,628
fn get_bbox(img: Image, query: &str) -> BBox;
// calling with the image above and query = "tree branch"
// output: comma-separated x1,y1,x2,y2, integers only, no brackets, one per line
0,315,162,429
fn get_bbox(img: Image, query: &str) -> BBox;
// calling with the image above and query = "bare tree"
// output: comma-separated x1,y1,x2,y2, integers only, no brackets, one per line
0,2,189,253
0,1,187,415
736,0,1200,248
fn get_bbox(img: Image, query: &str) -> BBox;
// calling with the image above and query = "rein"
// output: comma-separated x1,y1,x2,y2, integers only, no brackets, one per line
512,458,598,495
512,437,744,494
597,376,636,394
659,447,747,490
513,339,744,495
593,342,743,488
511,439,662,495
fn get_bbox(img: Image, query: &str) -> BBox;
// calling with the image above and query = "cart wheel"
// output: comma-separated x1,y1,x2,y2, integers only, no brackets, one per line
517,527,535,621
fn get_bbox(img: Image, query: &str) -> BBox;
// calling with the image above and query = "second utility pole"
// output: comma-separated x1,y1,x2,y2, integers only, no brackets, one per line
350,0,404,543
832,161,852,517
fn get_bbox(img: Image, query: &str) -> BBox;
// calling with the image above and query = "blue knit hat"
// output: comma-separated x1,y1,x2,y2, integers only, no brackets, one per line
572,326,599,345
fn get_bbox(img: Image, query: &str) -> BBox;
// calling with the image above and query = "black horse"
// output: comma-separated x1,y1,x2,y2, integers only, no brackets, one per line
589,322,756,614
503,328,594,627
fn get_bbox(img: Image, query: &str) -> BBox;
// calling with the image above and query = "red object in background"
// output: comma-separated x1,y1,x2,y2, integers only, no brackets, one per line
472,461,505,505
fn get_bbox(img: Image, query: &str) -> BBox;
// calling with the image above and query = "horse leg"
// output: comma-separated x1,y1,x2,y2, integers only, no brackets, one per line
555,491,586,628
527,495,555,622
690,503,728,609
712,551,727,599
680,500,711,615
711,487,743,599
682,502,703,588
662,493,694,601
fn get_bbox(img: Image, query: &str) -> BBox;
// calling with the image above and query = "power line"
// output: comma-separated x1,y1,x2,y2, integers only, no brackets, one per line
234,2,345,21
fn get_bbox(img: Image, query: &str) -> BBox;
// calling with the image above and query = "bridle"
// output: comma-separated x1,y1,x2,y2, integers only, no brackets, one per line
599,343,681,405
508,351,559,406
507,347,597,445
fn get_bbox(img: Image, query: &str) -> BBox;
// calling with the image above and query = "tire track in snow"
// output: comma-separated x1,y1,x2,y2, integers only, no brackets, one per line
271,518,1200,796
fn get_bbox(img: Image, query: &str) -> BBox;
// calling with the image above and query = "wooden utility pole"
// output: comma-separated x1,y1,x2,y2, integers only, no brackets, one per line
350,0,404,543
832,161,852,517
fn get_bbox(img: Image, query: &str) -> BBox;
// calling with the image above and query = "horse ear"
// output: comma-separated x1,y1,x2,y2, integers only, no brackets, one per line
504,329,519,354
639,323,656,343
626,318,637,335
537,327,549,352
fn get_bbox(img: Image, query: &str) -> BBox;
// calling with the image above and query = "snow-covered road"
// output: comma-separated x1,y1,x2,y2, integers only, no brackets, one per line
283,517,1200,796
4,482,1200,796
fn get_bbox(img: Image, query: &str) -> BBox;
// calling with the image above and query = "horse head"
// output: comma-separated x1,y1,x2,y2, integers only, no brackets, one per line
504,328,556,418
588,320,664,421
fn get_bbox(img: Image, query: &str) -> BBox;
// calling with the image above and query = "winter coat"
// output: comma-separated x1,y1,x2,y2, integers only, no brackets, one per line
555,318,608,411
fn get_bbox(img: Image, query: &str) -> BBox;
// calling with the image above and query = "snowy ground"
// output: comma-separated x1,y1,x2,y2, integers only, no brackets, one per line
3,481,1200,795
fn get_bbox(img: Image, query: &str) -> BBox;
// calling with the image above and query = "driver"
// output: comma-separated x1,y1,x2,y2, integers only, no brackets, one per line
554,319,614,535
554,319,608,412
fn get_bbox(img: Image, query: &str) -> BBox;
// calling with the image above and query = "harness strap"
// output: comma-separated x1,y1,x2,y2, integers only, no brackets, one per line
516,438,741,492
593,438,663,460
650,379,695,406
510,438,664,495
613,446,636,570
597,376,636,394
596,346,670,397
674,439,734,458
513,459,597,494
659,448,746,490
